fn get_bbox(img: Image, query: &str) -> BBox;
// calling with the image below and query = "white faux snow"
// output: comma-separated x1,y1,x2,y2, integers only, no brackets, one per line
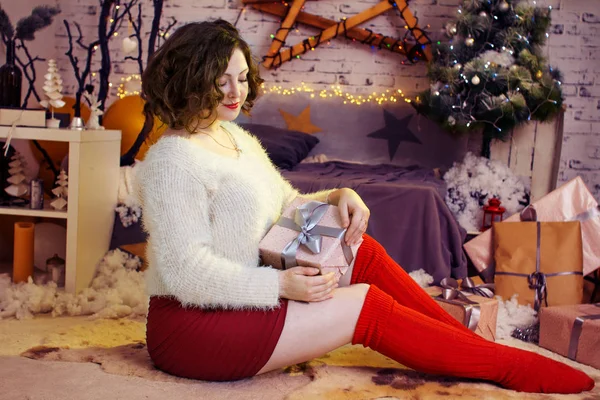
409,269,435,288
0,249,147,320
443,152,530,232
495,293,538,340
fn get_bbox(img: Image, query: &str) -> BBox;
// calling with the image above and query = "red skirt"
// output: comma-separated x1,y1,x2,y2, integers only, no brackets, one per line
146,296,288,381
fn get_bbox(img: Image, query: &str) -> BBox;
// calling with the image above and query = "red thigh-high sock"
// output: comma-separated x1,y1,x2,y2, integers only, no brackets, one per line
353,286,594,394
351,235,479,337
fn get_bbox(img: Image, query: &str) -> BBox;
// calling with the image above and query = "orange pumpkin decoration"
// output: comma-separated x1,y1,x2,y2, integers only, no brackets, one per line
102,95,167,160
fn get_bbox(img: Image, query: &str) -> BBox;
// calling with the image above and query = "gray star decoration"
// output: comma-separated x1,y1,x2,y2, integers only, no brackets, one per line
367,110,422,161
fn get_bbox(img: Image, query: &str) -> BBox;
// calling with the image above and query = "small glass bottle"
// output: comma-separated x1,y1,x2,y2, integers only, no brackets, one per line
0,40,23,108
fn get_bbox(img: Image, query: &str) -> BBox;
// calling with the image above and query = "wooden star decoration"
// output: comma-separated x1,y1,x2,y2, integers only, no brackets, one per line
368,110,421,160
242,0,432,69
279,105,322,134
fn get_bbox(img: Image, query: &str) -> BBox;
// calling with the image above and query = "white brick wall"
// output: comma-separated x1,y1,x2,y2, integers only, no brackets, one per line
55,0,448,97
52,0,600,199
539,0,600,200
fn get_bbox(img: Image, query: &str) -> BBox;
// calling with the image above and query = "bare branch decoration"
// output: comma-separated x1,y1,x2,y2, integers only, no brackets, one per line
124,3,143,74
63,20,100,117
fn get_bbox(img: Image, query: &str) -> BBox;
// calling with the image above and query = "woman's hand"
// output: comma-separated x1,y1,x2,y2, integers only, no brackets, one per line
278,267,338,302
327,188,370,246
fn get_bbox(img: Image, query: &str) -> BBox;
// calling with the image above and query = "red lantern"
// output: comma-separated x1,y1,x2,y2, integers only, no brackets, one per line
481,197,506,231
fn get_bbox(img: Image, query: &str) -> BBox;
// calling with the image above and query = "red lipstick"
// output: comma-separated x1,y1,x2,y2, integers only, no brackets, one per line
224,102,239,110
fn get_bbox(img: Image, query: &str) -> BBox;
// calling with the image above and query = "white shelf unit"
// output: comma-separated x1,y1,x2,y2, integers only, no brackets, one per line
0,126,121,293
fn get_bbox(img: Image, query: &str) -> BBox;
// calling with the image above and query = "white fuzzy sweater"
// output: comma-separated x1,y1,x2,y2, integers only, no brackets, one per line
136,121,331,310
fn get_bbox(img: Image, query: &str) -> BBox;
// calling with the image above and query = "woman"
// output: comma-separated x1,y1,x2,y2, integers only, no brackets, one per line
137,19,594,393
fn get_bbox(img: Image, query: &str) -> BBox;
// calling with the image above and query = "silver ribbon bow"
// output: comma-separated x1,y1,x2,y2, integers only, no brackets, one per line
276,201,354,269
438,277,482,332
458,276,496,298
527,270,548,310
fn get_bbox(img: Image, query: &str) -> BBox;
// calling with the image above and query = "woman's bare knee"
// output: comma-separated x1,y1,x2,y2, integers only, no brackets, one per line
257,284,371,375
352,283,370,297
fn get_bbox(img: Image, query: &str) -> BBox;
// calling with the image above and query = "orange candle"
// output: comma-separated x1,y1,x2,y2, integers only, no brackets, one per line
13,222,35,283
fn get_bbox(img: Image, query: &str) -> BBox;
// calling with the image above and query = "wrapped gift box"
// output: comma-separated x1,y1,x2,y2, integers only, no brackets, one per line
424,286,498,341
539,303,600,369
464,176,600,281
259,198,361,279
493,220,583,309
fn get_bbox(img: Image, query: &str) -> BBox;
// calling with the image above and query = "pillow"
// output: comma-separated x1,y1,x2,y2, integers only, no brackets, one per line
239,123,319,170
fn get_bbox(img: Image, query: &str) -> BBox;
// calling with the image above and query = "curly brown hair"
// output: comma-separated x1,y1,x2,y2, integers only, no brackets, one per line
141,19,264,133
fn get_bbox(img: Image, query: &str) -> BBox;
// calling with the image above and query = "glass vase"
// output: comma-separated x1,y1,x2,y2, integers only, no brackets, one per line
0,40,23,108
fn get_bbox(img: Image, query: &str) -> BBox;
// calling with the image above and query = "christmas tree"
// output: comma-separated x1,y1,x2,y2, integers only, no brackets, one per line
411,0,562,157
40,59,66,128
50,169,68,210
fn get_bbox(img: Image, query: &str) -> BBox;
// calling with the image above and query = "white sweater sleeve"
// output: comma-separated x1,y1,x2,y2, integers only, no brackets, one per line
138,158,280,309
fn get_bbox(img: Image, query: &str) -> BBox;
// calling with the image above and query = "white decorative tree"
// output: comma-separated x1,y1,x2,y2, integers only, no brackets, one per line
4,152,29,197
40,59,66,128
50,169,68,211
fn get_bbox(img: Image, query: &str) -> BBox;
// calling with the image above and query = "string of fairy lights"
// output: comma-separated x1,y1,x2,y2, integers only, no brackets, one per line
261,83,407,106
115,75,408,106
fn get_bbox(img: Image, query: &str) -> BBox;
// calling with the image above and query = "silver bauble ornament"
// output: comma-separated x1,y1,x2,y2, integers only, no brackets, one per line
479,11,487,17
454,63,463,70
448,116,456,126
466,37,475,47
445,22,458,37
471,75,481,85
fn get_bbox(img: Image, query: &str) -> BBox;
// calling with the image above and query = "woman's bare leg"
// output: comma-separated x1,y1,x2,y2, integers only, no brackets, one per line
256,284,370,374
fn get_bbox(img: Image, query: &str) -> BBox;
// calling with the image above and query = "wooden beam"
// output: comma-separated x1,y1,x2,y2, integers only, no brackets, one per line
266,1,395,68
394,0,432,60
250,2,408,57
261,0,306,69
243,0,432,68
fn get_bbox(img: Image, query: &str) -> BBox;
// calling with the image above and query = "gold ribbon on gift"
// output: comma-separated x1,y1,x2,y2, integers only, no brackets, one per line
568,303,600,361
435,278,486,332
495,206,583,311
276,201,354,269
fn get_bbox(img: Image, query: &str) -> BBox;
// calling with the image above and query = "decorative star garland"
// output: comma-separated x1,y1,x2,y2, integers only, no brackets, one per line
242,0,432,68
